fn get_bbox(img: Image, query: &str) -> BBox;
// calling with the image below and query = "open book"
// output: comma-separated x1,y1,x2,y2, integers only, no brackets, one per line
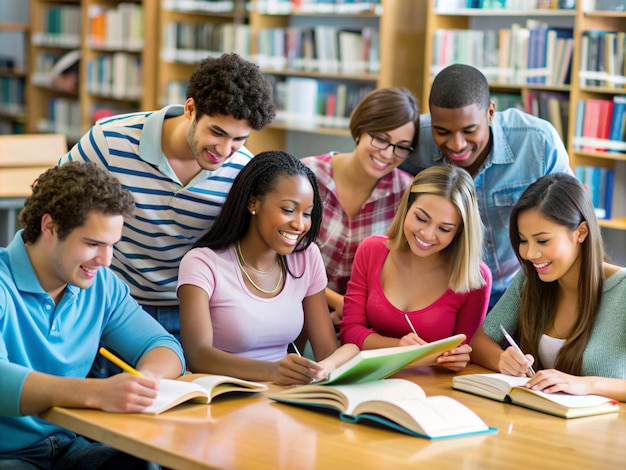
317,334,466,385
142,374,268,415
452,373,619,419
269,378,495,439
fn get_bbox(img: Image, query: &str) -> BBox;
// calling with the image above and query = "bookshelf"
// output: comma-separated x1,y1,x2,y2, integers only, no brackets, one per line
80,0,158,134
423,0,626,235
569,0,626,231
27,0,158,145
157,0,250,107
423,0,576,141
245,0,427,155
27,0,82,141
0,22,29,135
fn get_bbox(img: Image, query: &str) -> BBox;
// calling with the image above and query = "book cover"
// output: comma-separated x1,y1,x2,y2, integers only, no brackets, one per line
316,334,466,385
452,373,619,419
142,375,268,415
608,96,626,153
269,378,496,439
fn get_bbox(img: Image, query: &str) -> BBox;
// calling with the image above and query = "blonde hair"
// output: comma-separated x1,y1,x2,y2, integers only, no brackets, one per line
386,164,485,293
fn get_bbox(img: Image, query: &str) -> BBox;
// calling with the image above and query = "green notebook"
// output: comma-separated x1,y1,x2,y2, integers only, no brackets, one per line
317,334,466,385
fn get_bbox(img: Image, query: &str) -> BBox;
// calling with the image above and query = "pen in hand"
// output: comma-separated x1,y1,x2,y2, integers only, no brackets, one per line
404,314,419,337
290,342,302,357
98,347,146,378
499,325,536,376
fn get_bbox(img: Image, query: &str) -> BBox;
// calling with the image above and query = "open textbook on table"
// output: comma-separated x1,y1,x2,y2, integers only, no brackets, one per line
452,373,619,418
269,378,495,439
142,374,268,415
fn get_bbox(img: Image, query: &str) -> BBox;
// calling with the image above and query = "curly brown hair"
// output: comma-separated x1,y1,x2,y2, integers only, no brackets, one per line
19,161,135,243
186,53,276,130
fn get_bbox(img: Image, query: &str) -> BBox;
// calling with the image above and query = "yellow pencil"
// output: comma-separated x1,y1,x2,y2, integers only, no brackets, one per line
98,347,146,378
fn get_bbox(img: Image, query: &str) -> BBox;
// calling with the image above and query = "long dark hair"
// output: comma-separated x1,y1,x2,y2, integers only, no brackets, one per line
194,150,322,260
510,173,605,374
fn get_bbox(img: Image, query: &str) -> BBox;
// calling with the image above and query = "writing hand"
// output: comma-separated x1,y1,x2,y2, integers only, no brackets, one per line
94,373,158,413
435,343,472,372
499,347,535,377
273,355,324,385
399,332,427,346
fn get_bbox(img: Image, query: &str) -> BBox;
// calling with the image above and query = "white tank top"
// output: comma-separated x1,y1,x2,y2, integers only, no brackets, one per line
539,334,566,369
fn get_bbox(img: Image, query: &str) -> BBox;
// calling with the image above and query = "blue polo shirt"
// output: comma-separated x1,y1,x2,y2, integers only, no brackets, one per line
0,231,185,453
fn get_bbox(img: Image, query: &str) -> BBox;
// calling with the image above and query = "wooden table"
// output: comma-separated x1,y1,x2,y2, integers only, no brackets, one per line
39,365,626,470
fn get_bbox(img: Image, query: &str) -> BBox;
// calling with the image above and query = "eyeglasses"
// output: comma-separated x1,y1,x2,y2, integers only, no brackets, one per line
368,133,414,160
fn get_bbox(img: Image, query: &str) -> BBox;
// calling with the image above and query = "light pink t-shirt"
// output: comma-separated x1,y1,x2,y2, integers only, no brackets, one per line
177,244,327,361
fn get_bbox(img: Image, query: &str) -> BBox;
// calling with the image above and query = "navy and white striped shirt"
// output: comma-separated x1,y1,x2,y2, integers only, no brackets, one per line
60,105,253,305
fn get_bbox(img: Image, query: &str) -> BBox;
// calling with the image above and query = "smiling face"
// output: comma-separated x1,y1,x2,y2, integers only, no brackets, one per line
249,175,315,256
430,102,494,175
517,209,586,285
185,99,251,171
403,194,461,258
43,211,124,294
356,121,415,179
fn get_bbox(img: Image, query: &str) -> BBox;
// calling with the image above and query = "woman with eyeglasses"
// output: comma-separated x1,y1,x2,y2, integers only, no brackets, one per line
301,87,418,331
340,165,492,372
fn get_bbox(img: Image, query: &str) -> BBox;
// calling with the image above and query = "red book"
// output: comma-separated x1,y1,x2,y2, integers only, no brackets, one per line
582,99,614,152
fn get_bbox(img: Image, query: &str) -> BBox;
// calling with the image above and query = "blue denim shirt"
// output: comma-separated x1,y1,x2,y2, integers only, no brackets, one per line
401,109,572,305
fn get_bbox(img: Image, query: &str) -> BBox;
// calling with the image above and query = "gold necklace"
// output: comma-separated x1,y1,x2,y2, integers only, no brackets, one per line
235,243,284,294
236,240,277,274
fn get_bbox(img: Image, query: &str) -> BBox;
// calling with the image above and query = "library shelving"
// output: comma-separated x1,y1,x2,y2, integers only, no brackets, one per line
27,0,82,141
0,22,29,134
157,0,250,107
27,0,158,145
80,0,158,134
569,0,626,230
423,1,577,111
423,0,626,232
245,0,427,155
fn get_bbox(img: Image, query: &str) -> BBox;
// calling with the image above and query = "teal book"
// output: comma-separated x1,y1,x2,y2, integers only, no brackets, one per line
316,334,466,385
269,378,496,439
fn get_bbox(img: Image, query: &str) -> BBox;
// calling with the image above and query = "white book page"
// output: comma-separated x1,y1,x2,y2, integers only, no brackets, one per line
398,396,489,437
332,379,426,415
191,375,268,395
522,389,615,408
143,380,208,414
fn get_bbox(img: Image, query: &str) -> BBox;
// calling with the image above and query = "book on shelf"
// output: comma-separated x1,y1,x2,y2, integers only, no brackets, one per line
316,334,466,385
574,97,626,153
142,374,268,415
435,0,575,9
608,95,626,152
580,30,626,89
269,378,495,439
582,99,614,152
452,373,620,419
431,22,573,86
575,165,615,219
522,90,569,142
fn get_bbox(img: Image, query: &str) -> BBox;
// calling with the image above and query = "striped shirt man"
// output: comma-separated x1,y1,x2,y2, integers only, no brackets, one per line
59,105,252,306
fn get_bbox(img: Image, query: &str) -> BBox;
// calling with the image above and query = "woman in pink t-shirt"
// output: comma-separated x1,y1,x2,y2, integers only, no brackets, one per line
340,164,492,371
177,151,357,385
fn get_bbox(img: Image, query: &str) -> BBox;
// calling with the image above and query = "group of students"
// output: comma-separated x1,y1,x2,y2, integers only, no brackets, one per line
1,54,625,469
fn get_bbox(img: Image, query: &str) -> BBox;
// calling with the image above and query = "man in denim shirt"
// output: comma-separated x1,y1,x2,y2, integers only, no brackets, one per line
401,64,572,309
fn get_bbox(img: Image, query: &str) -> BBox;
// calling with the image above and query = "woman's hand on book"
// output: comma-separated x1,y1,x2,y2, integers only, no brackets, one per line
434,343,472,372
499,347,535,377
524,370,594,396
